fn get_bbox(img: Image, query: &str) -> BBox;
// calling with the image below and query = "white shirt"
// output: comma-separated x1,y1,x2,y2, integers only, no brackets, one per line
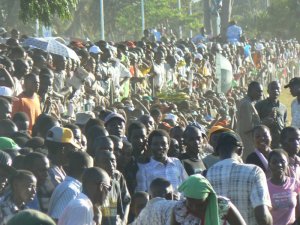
136,157,188,193
291,99,300,128
58,193,95,225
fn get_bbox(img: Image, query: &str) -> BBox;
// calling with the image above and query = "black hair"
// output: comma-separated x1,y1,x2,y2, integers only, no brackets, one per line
150,108,162,117
23,152,47,170
12,112,29,122
85,119,104,134
252,125,270,137
67,151,92,176
247,81,260,94
280,127,299,145
150,177,171,198
32,114,58,138
9,170,35,188
132,191,149,203
0,150,12,165
82,167,109,192
268,149,289,163
148,129,170,146
127,121,146,141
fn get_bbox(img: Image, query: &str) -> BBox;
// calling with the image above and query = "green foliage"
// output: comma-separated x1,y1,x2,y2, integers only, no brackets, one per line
19,0,78,26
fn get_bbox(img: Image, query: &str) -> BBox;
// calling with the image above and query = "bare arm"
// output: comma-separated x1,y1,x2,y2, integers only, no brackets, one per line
226,203,247,225
254,205,273,225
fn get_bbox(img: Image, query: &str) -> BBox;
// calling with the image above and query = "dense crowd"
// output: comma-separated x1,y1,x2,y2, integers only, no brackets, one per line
0,22,299,225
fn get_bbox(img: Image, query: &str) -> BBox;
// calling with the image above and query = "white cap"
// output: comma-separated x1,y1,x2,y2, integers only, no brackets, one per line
194,53,203,60
89,45,102,54
0,86,17,101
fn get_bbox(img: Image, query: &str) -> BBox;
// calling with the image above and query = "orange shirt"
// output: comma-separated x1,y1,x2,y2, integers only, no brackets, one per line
12,93,41,132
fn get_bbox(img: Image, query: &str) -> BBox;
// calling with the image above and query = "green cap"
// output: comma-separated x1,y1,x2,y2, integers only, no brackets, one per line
7,209,56,225
0,137,19,150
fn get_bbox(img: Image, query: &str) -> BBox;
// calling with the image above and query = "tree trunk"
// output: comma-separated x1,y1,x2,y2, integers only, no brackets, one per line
220,0,232,41
203,0,212,35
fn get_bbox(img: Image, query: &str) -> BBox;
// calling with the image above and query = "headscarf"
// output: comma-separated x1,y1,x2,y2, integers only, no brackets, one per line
178,174,220,225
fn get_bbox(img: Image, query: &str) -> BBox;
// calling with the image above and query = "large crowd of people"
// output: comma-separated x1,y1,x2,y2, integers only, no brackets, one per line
0,23,299,225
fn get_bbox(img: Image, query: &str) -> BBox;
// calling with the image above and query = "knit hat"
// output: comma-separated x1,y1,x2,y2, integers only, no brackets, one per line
7,209,56,225
0,137,19,150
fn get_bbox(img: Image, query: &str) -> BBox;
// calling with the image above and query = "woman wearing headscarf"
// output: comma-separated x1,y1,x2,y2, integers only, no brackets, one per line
170,174,246,225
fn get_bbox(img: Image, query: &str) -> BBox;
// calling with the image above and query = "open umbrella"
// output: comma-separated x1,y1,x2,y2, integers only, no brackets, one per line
23,37,80,61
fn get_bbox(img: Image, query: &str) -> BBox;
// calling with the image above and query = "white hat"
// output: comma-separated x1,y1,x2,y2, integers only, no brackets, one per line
194,53,203,60
255,43,265,51
0,86,17,101
89,45,102,54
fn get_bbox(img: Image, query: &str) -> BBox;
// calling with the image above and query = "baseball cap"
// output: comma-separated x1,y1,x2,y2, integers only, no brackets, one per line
89,45,102,54
215,131,243,151
0,86,17,101
208,126,231,140
7,209,56,225
284,77,300,88
104,112,125,125
46,126,80,149
0,137,20,150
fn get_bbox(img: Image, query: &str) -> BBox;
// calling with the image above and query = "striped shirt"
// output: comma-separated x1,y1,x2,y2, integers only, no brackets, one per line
48,176,82,219
207,158,271,225
58,193,94,225
136,157,188,193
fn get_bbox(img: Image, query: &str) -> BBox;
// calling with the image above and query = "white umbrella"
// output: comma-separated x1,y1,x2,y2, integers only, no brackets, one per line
23,37,80,61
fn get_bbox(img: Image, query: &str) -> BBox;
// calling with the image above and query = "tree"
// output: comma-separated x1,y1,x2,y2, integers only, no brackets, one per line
19,0,78,27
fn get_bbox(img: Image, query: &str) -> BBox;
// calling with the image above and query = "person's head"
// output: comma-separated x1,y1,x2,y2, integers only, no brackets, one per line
12,112,29,131
0,119,18,137
84,119,104,135
13,59,29,78
252,125,272,151
148,129,170,163
104,113,126,138
0,97,12,120
92,136,114,156
267,81,281,100
117,141,132,170
284,77,300,97
139,115,155,135
127,121,147,157
247,81,263,101
215,131,244,159
100,47,112,62
10,170,37,205
178,174,218,221
86,125,108,156
170,126,184,153
168,138,180,158
131,192,149,218
39,68,54,95
280,127,300,157
7,209,56,225
207,126,231,152
82,167,111,206
183,126,204,155
23,73,40,95
53,55,67,71
108,135,123,157
23,152,49,186
0,150,12,193
154,50,164,65
150,108,162,125
94,150,116,177
32,114,59,138
11,29,20,40
64,124,82,149
67,151,93,180
268,149,289,179
149,177,173,199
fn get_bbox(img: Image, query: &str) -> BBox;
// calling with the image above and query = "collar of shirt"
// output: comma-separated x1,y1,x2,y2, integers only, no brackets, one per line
64,176,82,187
266,97,279,107
149,157,177,167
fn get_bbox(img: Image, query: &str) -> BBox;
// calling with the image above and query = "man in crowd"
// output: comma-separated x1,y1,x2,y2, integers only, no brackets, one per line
237,81,263,160
255,81,287,148
207,131,273,225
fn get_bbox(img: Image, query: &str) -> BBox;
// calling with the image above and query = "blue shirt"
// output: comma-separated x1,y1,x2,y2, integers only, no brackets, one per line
226,25,242,43
48,176,82,219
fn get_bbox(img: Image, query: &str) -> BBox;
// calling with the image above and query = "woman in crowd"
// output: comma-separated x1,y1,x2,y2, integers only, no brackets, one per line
170,174,246,225
246,125,272,174
267,149,300,225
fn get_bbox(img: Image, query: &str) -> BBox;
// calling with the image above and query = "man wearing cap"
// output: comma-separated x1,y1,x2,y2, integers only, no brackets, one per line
207,131,272,225
104,112,127,140
285,77,300,128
